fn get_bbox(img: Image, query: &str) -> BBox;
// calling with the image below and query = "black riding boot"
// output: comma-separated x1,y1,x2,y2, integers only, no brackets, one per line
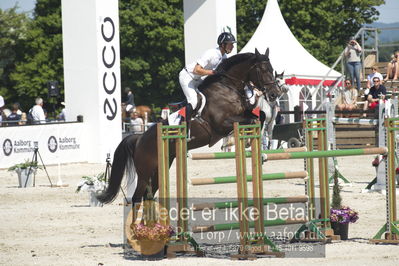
185,103,193,141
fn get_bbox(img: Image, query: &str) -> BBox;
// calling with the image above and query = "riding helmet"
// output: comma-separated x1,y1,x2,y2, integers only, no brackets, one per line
217,32,236,45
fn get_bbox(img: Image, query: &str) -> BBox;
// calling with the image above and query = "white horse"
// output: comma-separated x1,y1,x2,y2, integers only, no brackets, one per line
221,72,288,151
259,72,288,150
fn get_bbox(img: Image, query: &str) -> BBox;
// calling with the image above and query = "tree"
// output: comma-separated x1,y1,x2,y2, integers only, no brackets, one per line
2,0,386,113
0,6,30,103
119,0,184,108
7,0,63,113
236,0,385,66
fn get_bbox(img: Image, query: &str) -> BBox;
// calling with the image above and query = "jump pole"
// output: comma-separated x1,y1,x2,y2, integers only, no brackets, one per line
261,147,388,161
371,117,399,243
192,195,308,211
190,146,307,160
190,170,308,185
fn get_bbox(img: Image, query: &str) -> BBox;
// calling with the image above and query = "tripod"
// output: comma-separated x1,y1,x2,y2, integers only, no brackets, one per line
25,147,53,187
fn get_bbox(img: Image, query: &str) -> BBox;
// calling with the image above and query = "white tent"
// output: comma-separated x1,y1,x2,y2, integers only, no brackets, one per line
240,0,342,117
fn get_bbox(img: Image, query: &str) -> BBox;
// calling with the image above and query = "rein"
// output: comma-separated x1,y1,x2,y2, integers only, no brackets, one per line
219,61,276,92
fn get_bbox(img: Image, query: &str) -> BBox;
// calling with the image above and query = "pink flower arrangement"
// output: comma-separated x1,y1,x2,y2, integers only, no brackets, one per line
131,223,174,241
330,206,359,224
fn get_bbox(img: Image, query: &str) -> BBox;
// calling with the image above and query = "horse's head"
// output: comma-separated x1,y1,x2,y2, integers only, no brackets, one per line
248,48,284,102
275,70,289,95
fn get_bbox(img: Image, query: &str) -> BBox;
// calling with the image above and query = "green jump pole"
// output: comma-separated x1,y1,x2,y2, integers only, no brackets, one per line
191,170,308,185
192,218,308,233
190,147,307,160
263,147,387,161
192,195,308,211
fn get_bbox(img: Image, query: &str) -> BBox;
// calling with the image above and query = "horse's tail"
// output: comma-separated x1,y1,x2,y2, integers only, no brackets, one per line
96,135,138,204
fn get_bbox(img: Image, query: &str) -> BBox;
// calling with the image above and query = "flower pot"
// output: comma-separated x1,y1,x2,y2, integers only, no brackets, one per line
331,221,349,240
128,239,166,256
16,168,36,188
89,191,103,207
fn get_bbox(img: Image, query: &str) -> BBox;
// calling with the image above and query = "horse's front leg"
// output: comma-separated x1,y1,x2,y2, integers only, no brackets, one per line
222,115,257,129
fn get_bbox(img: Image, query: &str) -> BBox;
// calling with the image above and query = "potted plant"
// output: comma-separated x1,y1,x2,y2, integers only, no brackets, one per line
330,169,359,240
76,173,106,207
8,160,41,188
126,184,174,256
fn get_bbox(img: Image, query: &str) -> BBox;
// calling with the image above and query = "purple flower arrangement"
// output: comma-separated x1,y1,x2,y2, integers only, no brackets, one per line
330,206,359,224
132,223,175,241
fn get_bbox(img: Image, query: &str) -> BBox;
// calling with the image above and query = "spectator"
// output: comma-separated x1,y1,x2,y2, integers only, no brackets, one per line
363,77,386,117
30,97,46,124
367,66,384,89
58,102,66,121
0,95,4,125
345,36,362,90
335,79,358,115
384,51,399,82
7,103,22,126
19,112,27,125
125,88,136,113
129,111,144,133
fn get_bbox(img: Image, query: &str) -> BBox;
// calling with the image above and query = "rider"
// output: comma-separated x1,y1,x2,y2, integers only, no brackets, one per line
179,32,236,140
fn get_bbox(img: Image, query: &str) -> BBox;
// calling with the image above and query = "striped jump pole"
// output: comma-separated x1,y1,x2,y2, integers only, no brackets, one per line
332,117,378,126
371,117,399,244
262,147,388,161
190,170,307,185
189,147,307,160
192,195,308,211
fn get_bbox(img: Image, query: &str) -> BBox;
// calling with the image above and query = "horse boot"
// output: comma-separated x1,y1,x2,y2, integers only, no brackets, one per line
185,103,194,141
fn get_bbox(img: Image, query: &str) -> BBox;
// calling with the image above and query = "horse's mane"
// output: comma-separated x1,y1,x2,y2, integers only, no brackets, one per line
217,53,255,71
199,53,255,91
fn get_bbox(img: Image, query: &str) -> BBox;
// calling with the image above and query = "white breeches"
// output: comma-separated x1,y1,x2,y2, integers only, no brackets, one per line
179,69,202,110
245,87,257,105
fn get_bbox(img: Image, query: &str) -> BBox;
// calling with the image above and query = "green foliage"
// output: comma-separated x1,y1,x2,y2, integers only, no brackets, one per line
9,0,63,113
0,0,386,112
119,0,184,107
8,159,41,171
76,172,106,193
0,7,30,99
236,0,384,66
331,169,342,209
379,43,399,62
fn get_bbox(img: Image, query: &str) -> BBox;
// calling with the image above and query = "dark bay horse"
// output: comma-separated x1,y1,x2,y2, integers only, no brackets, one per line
97,48,283,205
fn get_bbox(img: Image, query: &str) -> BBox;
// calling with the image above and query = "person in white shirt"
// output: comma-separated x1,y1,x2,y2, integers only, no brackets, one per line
31,97,46,124
335,79,358,115
129,111,144,133
345,36,362,90
179,32,236,139
367,66,384,90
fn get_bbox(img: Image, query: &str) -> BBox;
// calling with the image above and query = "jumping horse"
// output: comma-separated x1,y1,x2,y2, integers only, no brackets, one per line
96,48,284,205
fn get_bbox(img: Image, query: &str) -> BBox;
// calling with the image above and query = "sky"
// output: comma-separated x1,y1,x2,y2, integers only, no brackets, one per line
1,0,394,99
0,0,398,24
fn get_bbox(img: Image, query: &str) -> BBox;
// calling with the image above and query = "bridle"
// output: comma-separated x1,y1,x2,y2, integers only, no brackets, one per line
247,61,277,93
219,60,277,92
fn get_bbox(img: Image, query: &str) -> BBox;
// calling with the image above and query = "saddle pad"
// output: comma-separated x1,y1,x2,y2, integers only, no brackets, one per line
168,110,182,126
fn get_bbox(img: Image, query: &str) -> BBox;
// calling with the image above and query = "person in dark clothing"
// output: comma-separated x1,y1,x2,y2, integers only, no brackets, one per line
7,103,22,125
125,88,136,112
363,77,386,116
